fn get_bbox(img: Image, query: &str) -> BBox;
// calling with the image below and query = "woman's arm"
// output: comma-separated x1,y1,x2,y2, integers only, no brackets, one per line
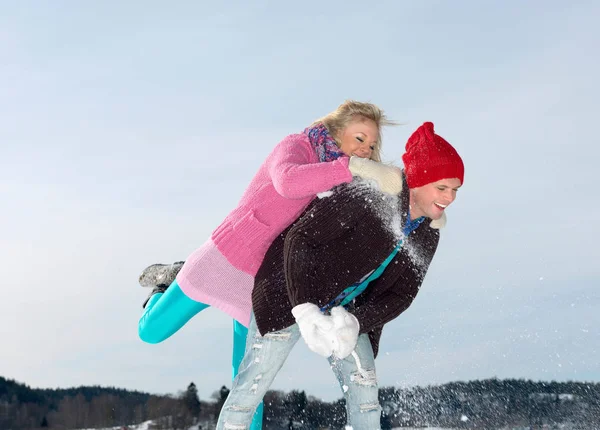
267,135,352,200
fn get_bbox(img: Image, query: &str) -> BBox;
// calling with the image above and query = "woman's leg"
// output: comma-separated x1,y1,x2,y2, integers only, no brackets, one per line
138,279,209,344
233,320,264,430
329,334,382,429
217,316,300,430
232,320,248,378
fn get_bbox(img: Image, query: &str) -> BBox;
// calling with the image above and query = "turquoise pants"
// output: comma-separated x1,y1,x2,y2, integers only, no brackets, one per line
138,279,263,429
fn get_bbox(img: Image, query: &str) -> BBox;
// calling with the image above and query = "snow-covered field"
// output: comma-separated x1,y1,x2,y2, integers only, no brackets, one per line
75,421,205,430
76,423,457,430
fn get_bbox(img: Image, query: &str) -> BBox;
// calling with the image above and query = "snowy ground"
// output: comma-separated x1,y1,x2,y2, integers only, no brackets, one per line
75,421,205,430
391,428,456,430
76,423,457,430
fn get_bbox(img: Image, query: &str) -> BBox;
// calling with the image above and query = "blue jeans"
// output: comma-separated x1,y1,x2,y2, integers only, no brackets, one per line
217,314,382,430
138,280,264,429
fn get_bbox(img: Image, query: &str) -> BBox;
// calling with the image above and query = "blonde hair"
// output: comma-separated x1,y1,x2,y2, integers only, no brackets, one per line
311,100,396,162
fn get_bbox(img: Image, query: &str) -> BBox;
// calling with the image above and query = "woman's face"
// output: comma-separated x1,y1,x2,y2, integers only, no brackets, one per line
409,178,462,220
337,119,379,159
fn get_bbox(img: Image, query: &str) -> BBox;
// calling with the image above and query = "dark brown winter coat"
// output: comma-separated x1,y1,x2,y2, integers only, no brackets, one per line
252,176,445,357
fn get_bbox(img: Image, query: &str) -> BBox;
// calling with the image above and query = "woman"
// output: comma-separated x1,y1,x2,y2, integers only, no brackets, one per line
136,101,401,429
217,122,465,430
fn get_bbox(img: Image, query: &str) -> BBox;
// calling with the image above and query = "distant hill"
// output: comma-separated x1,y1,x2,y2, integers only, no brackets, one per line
1,375,599,429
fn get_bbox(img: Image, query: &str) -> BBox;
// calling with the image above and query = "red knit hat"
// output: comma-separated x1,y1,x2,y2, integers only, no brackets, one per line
402,122,464,188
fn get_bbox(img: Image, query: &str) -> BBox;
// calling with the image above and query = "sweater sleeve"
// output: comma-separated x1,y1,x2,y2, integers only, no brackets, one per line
267,135,353,200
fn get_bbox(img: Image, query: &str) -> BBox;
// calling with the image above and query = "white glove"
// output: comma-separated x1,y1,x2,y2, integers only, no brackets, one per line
292,303,336,357
330,306,360,359
348,156,402,195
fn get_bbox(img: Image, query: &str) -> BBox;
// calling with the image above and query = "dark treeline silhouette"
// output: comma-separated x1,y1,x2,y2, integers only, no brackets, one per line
0,378,214,430
1,376,599,429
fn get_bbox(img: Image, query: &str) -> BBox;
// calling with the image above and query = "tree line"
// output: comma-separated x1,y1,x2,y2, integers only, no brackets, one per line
1,375,599,429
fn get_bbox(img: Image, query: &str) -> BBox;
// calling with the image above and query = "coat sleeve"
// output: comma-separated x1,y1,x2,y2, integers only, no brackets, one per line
266,135,353,200
352,230,440,334
283,185,371,306
352,265,424,334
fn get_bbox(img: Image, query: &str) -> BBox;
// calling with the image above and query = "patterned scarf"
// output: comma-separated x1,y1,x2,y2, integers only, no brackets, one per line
303,123,346,162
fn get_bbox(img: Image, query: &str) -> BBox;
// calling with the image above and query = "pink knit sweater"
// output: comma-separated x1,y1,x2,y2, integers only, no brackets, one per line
176,132,352,325
210,132,352,275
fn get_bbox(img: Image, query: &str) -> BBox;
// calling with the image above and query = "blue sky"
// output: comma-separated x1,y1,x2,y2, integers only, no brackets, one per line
1,1,599,401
